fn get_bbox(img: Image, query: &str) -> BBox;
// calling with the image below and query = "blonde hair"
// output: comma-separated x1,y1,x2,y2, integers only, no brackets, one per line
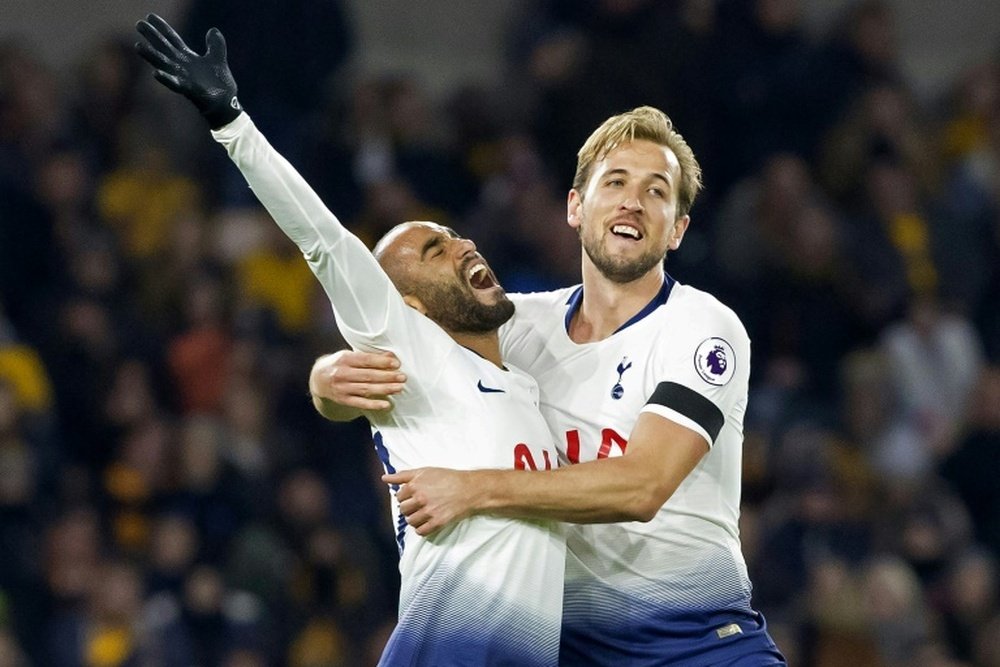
573,106,703,218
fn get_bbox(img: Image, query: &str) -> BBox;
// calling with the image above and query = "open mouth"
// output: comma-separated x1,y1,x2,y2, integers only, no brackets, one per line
467,262,498,290
611,224,643,240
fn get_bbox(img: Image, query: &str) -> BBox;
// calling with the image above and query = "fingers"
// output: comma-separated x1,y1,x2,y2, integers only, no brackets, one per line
383,471,414,486
331,350,402,375
406,510,429,531
416,524,440,537
399,503,443,539
313,376,403,407
342,380,405,397
399,497,419,517
383,469,445,536
135,39,177,72
412,516,441,537
145,13,190,53
319,366,405,407
332,363,406,387
135,16,191,97
400,505,439,536
313,351,405,401
135,18,182,60
355,350,402,370
205,27,227,61
339,395,393,411
394,485,426,526
394,485,412,503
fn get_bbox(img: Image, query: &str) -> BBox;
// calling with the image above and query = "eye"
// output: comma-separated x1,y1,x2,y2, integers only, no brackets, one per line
648,187,665,198
606,178,624,188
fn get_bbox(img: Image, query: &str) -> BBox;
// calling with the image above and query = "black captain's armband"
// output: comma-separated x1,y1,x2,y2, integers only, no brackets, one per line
647,382,724,442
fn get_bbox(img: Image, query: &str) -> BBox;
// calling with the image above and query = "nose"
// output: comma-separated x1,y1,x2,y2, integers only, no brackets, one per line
619,194,643,212
455,237,477,257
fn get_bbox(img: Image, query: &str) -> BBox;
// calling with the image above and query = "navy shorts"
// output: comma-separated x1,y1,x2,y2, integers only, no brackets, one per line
560,609,787,666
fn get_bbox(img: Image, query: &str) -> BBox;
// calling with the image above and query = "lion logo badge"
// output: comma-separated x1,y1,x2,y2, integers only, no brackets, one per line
694,338,735,386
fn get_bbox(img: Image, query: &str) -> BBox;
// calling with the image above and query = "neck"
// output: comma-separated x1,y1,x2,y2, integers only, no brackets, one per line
449,330,504,368
569,262,664,343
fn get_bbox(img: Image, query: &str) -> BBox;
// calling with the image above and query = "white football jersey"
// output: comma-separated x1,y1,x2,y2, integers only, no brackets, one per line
502,276,756,663
214,115,565,667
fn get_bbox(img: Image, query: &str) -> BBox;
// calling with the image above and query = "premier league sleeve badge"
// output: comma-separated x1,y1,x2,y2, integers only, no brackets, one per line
694,338,736,386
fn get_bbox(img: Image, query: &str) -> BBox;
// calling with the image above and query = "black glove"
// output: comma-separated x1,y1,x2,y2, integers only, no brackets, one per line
135,13,243,129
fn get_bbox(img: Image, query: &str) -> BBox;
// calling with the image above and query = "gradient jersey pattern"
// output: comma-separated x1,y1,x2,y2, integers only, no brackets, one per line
213,115,565,667
501,279,760,665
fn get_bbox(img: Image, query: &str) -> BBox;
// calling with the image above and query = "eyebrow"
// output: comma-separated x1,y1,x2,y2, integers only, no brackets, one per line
606,168,672,187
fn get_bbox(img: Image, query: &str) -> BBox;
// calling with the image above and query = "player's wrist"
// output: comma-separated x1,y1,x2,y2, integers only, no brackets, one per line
201,95,243,129
468,469,505,516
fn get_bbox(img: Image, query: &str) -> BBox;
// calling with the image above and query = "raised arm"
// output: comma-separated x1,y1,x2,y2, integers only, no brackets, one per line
135,14,400,340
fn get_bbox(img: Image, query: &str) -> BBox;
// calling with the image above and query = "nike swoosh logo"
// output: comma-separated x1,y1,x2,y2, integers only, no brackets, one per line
477,380,505,393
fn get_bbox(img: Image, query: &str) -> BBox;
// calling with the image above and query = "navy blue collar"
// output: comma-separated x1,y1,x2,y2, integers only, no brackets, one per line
563,273,676,335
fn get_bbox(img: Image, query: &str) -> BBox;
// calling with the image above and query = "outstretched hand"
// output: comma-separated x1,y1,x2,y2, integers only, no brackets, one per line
135,13,242,128
384,468,482,536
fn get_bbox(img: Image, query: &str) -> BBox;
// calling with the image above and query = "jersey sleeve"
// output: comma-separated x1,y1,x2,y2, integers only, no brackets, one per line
499,289,576,366
640,302,751,448
499,294,537,362
211,114,452,368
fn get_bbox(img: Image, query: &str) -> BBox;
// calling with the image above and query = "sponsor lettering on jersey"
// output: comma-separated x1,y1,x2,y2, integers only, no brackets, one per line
514,443,553,470
564,428,628,464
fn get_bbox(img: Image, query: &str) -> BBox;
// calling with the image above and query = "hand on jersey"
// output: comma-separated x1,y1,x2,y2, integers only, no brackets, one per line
311,350,405,412
385,468,479,536
134,13,242,128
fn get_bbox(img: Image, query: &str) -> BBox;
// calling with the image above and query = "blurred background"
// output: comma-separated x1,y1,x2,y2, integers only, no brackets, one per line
2,0,1000,665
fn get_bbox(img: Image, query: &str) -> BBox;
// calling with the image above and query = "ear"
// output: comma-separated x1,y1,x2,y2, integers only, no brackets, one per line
402,294,427,315
669,215,690,250
567,189,583,230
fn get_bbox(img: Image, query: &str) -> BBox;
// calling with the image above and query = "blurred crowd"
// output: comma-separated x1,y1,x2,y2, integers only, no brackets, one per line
1,0,999,665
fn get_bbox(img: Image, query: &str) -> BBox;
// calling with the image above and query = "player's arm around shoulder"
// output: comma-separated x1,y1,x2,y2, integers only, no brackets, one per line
309,350,406,420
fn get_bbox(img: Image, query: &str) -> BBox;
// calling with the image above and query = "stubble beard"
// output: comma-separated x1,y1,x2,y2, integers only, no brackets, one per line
418,280,515,334
578,215,668,284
